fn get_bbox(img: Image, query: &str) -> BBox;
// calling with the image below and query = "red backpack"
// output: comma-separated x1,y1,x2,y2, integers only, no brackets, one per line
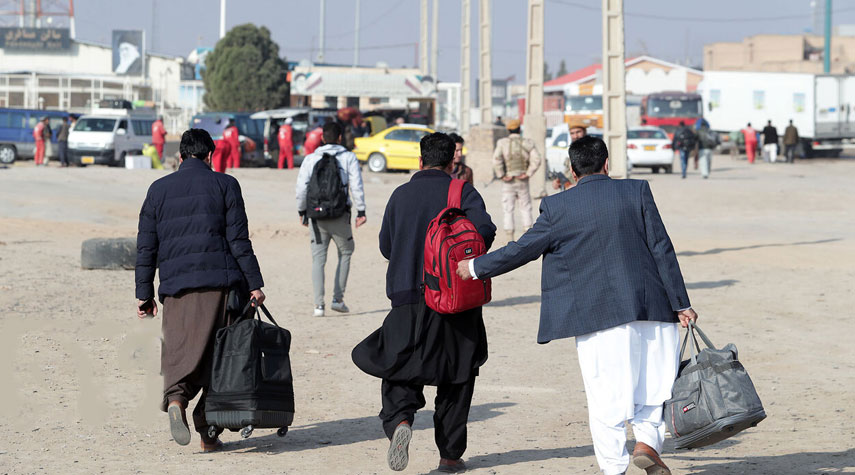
423,179,491,314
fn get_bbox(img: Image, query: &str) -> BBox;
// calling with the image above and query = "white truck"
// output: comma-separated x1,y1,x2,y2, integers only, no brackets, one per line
700,71,855,157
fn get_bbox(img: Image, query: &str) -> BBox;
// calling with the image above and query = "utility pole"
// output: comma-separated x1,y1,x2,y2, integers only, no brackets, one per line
479,0,492,126
353,0,361,66
824,0,831,73
317,0,325,63
460,0,471,133
420,0,429,74
602,0,627,178
524,0,547,198
219,0,226,39
430,0,439,79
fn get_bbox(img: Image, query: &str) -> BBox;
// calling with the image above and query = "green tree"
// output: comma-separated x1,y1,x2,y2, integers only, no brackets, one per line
544,61,553,81
557,59,568,77
203,24,289,111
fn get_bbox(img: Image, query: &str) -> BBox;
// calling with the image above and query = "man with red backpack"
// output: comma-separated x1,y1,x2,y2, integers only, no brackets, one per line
352,132,496,473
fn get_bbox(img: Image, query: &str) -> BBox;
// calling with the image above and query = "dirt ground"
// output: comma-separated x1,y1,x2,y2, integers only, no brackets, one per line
0,155,853,474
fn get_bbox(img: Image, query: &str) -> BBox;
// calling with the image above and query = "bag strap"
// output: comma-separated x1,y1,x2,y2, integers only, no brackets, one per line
447,179,465,209
679,321,717,364
236,299,281,328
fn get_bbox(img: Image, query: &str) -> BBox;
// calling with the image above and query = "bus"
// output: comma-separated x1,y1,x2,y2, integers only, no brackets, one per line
640,92,703,137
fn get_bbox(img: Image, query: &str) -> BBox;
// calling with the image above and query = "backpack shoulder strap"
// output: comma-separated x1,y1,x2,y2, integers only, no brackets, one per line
447,179,465,209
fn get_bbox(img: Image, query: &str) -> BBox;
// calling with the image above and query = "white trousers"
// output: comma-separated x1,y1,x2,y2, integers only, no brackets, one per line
763,143,778,162
575,321,680,475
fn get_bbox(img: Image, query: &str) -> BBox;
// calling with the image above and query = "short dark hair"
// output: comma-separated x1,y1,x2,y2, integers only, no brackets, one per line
568,136,608,176
420,132,455,169
449,132,465,145
679,121,685,126
61,116,68,122
179,128,215,160
322,122,343,144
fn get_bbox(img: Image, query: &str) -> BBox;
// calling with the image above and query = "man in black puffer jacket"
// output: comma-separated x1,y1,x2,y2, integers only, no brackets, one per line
135,128,265,452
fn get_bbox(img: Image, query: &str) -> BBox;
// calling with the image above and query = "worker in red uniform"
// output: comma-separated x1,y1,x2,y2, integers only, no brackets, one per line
211,138,230,173
152,116,167,162
223,119,241,168
303,125,323,156
32,117,48,166
277,118,294,169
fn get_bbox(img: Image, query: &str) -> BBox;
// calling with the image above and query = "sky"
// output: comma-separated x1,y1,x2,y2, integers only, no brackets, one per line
68,0,855,83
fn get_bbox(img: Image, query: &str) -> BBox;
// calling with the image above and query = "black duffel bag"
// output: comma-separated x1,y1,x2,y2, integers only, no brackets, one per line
664,321,766,449
205,301,295,439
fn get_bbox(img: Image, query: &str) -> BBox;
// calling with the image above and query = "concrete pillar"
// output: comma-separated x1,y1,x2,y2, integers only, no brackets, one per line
460,0,471,133
431,0,439,79
478,0,492,126
524,0,547,198
317,0,326,62
602,0,627,178
420,0,429,74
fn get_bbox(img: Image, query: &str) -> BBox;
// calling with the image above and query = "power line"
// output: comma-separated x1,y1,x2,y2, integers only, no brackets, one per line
325,0,406,39
547,0,855,23
285,42,416,53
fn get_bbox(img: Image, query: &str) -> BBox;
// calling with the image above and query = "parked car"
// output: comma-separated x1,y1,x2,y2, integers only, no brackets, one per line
189,113,266,167
626,126,673,174
250,108,338,167
353,124,434,172
0,108,71,164
68,111,155,166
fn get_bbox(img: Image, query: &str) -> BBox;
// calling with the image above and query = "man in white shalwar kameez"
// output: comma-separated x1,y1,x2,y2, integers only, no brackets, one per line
458,136,698,475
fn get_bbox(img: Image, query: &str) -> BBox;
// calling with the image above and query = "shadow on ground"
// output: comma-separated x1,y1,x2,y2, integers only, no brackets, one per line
488,295,541,307
676,448,855,474
218,402,515,454
686,279,739,290
678,238,842,257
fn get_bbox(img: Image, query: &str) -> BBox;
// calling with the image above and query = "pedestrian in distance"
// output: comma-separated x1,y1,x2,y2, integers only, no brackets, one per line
448,133,473,184
697,120,720,179
57,116,70,167
277,117,295,169
352,132,496,473
223,118,241,168
783,119,799,164
295,122,366,317
742,122,758,164
492,118,542,241
211,137,230,173
457,135,698,475
762,120,779,163
32,117,48,166
135,128,266,452
152,116,167,162
303,125,323,156
672,121,697,179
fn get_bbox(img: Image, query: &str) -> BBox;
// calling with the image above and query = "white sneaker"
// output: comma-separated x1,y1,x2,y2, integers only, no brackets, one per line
331,300,349,313
313,305,325,317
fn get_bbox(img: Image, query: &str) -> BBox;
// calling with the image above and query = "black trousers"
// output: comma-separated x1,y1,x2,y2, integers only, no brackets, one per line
57,141,68,166
379,376,476,460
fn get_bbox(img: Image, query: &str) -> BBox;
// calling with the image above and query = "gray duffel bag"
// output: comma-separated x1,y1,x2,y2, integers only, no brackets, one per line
664,322,766,449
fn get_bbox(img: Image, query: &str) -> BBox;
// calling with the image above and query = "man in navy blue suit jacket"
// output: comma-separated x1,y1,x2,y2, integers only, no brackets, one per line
457,136,698,475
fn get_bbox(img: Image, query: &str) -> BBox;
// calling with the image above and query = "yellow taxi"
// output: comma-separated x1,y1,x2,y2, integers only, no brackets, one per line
354,124,434,172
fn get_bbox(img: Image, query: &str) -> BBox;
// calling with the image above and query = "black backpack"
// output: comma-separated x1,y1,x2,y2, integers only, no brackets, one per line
306,152,348,220
698,127,719,149
675,127,698,151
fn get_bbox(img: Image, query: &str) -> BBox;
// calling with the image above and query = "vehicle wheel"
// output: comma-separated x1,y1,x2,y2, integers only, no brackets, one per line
652,166,660,174
80,237,136,270
367,153,387,173
277,427,288,437
0,144,17,164
665,166,673,174
240,425,254,439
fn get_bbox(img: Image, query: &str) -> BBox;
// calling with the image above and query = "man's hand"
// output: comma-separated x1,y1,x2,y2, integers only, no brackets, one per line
456,259,473,280
250,289,266,306
300,215,308,227
552,178,561,190
355,216,367,228
137,299,158,319
502,175,513,182
517,173,528,180
677,308,698,328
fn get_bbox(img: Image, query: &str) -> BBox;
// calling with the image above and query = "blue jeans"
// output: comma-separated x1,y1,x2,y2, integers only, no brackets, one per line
679,150,690,178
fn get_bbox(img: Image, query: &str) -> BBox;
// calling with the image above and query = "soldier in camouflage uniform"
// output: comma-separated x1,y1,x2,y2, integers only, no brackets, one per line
492,119,542,241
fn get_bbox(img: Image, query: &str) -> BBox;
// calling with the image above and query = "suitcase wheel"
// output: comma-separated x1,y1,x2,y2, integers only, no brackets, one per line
277,427,288,438
207,425,219,440
240,425,254,439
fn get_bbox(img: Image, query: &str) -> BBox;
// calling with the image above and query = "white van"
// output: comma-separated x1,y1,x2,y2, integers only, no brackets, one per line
68,110,154,166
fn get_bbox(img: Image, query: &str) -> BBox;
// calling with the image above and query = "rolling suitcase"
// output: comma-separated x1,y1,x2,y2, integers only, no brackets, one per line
664,321,766,449
204,301,295,439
